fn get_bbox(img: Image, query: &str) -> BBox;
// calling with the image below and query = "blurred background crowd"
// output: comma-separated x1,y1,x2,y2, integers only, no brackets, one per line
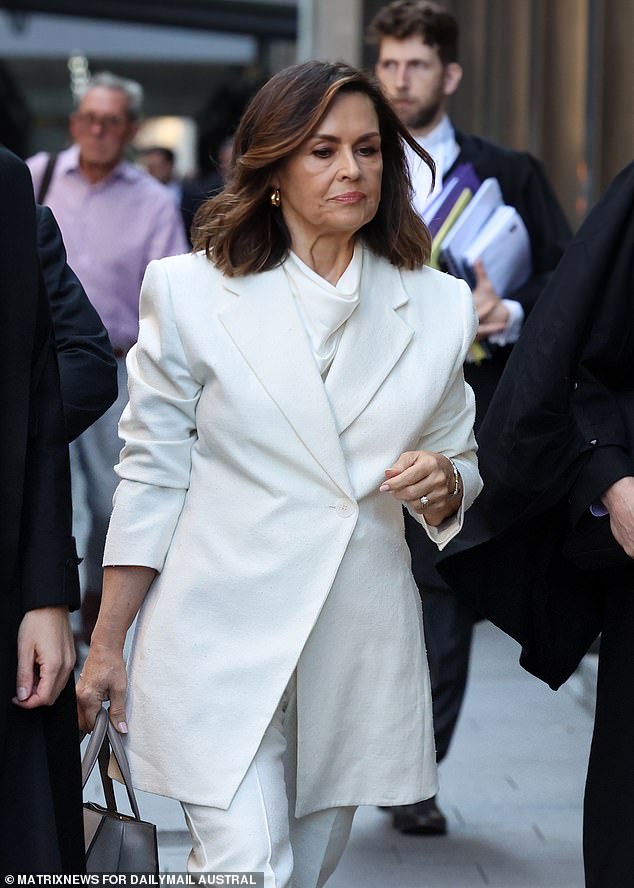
0,0,631,227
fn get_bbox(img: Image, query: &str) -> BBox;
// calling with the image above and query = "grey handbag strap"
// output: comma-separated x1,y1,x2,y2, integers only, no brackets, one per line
81,707,142,820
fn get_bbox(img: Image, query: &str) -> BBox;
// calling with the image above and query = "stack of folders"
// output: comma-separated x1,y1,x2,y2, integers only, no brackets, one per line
425,163,481,238
423,164,532,298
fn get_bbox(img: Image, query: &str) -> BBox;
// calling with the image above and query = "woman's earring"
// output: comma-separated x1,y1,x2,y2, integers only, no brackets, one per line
270,188,281,208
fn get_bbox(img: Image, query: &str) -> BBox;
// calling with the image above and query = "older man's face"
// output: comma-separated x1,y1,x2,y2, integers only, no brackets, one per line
70,86,137,174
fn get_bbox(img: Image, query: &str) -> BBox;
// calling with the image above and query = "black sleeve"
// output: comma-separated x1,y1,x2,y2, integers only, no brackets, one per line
568,377,634,523
36,205,118,441
19,278,81,613
569,445,634,522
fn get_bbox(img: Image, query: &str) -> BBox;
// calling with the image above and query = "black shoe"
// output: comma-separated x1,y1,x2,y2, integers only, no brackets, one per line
390,796,448,835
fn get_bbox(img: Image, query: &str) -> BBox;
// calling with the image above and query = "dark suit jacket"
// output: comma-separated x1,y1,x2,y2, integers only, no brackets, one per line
0,147,84,872
36,205,118,442
406,131,572,591
180,171,223,245
440,161,634,690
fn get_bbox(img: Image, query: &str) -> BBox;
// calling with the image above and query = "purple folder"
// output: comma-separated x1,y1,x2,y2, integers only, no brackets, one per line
424,163,481,237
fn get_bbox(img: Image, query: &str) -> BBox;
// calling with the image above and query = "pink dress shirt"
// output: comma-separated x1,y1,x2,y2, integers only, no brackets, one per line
28,145,189,351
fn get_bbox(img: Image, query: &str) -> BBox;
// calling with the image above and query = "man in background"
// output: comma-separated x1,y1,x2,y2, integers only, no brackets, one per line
368,0,571,835
141,145,182,207
28,72,188,645
37,203,118,443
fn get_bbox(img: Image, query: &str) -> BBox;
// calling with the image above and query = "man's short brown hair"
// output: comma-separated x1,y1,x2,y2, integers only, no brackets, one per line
367,0,459,65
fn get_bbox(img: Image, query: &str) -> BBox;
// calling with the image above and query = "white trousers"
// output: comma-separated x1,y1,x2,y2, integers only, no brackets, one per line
181,676,356,887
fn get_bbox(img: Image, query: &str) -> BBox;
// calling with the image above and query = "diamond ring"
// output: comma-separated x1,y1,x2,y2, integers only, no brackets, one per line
420,495,430,508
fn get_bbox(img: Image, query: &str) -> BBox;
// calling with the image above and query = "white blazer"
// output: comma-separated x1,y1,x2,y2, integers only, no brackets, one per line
104,247,482,816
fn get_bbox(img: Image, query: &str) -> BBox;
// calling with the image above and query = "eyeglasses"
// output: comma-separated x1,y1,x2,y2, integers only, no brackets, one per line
72,111,129,131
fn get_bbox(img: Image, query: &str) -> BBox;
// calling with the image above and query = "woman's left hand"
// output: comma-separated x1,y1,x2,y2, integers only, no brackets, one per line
379,450,462,527
13,606,76,709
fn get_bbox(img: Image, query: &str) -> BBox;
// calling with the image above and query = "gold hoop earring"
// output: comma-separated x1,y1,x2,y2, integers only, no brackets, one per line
270,188,281,208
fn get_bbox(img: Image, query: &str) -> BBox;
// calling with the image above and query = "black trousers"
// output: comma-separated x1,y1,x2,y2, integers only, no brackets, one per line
584,581,634,887
420,585,476,763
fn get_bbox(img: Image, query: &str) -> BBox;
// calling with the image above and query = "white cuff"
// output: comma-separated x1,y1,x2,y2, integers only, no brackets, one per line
406,494,465,551
488,299,524,347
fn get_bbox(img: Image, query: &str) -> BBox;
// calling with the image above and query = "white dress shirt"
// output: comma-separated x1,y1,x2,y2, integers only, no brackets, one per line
404,114,460,218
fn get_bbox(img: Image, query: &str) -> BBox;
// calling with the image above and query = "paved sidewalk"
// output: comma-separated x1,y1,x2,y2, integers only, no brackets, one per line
85,622,596,886
327,623,594,888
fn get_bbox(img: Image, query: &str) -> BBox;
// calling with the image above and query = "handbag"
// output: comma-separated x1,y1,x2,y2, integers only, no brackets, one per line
81,706,159,873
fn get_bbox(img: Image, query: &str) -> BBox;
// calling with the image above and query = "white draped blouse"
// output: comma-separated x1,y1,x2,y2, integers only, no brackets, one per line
283,244,362,378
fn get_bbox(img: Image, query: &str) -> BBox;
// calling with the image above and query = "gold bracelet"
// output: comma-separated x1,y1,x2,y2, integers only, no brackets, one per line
447,458,461,497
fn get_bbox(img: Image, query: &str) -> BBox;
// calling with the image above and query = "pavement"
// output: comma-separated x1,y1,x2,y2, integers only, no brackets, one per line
83,622,597,887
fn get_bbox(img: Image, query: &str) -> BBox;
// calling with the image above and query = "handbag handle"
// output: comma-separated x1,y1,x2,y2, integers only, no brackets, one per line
81,706,142,821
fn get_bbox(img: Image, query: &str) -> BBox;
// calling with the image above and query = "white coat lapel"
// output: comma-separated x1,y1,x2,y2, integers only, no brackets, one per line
219,265,354,498
325,250,413,434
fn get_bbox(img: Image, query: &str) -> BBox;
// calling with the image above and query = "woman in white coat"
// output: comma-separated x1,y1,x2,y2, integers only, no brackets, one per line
77,61,481,886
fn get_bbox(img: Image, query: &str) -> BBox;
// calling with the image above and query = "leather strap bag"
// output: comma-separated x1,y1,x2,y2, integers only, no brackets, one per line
82,707,159,873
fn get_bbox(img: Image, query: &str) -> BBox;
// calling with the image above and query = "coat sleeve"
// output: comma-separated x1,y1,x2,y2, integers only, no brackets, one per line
20,278,80,613
0,149,78,614
37,206,118,442
103,259,202,572
406,280,483,549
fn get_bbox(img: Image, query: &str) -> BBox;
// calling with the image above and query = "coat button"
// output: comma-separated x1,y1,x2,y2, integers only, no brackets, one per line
334,499,354,518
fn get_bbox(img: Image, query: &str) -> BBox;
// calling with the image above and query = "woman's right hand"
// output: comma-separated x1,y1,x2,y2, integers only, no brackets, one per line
76,640,128,734
76,565,158,734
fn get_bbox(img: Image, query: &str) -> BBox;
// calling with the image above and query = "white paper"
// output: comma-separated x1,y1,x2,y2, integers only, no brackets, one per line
462,205,532,297
440,178,503,277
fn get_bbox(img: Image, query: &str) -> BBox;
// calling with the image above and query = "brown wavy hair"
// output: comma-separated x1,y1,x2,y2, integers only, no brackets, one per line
366,1,459,65
192,60,434,276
